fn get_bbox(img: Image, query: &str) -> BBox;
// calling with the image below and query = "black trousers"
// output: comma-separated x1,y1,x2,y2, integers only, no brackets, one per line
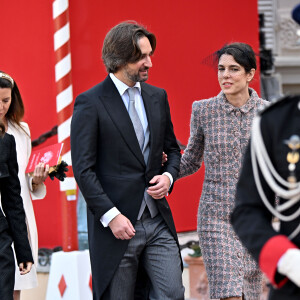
0,229,15,300
268,281,300,300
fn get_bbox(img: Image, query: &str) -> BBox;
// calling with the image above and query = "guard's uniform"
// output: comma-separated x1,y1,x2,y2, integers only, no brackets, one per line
231,95,300,299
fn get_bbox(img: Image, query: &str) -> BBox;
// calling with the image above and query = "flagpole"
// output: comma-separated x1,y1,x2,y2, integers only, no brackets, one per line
52,0,78,251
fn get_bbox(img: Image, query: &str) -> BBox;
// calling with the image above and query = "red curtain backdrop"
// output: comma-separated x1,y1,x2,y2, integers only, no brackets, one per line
0,0,260,247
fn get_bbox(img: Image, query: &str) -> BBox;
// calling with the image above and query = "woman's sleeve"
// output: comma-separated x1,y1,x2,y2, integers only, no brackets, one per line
178,101,205,178
1,135,33,264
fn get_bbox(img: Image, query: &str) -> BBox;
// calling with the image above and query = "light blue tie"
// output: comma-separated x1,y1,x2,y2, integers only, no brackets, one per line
128,87,145,149
127,88,159,219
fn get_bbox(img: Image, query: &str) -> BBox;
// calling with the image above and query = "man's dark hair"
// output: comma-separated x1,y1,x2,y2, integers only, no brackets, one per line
102,21,156,73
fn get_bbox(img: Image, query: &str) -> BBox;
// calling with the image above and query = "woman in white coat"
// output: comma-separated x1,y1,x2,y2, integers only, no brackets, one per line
0,71,49,300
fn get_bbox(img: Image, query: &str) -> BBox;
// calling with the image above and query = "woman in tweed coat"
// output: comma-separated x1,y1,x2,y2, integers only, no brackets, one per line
179,43,269,300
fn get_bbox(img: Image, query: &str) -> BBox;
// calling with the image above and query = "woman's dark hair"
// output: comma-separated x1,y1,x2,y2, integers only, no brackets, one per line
0,120,4,137
102,21,156,73
0,71,25,130
216,42,257,73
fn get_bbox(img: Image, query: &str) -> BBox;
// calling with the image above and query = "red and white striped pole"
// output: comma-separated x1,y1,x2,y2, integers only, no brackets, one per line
52,0,78,252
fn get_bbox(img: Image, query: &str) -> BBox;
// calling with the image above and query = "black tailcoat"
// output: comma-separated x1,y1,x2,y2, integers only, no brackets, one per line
71,76,181,299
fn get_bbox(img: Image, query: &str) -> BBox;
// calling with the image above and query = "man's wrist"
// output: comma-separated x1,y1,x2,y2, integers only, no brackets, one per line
162,172,173,190
100,207,121,227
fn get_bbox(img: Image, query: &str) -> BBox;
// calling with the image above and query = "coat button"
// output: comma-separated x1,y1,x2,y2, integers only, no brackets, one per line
235,111,241,117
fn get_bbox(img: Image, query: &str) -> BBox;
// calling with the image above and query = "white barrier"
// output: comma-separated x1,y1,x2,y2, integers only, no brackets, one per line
46,250,92,300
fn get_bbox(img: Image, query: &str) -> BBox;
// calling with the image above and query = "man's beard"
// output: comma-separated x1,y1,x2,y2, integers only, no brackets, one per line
125,67,148,83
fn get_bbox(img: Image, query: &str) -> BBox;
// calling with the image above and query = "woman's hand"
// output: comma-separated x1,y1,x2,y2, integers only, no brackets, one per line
19,262,33,275
162,152,168,166
32,163,49,190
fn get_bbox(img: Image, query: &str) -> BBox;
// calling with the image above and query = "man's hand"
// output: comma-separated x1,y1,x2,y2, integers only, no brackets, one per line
147,175,170,199
19,262,33,275
278,248,300,287
108,214,136,240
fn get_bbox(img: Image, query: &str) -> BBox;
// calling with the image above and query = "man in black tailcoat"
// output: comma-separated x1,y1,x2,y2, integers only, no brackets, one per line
71,21,184,300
